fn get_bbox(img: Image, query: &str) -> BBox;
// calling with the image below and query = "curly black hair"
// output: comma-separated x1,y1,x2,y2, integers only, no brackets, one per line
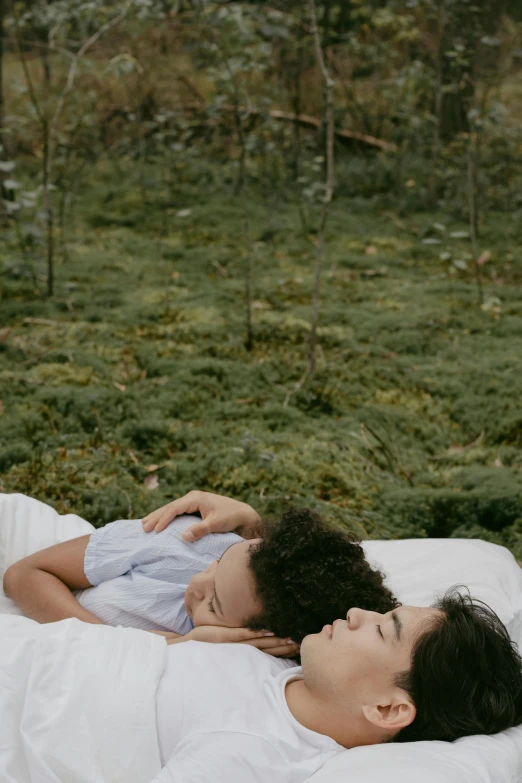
244,506,397,643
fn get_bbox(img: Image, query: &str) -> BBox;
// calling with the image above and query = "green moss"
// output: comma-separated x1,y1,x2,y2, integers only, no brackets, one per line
0,444,33,472
1,157,521,555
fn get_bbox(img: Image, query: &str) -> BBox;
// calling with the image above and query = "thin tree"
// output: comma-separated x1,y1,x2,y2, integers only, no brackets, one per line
13,0,133,296
243,207,254,351
308,0,334,377
0,0,6,214
284,0,335,406
0,0,4,139
467,130,483,304
430,0,446,203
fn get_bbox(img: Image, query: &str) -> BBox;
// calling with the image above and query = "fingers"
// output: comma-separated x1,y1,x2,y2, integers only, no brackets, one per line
142,503,176,532
225,628,273,642
181,517,214,543
241,639,300,657
142,492,201,532
241,636,298,651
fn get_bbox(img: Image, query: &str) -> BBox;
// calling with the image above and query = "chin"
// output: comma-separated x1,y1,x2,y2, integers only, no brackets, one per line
299,632,318,662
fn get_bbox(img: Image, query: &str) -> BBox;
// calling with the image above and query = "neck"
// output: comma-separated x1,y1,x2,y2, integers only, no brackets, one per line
284,679,385,749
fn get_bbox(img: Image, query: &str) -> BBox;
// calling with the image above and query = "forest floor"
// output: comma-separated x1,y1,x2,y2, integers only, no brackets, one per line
1,157,521,557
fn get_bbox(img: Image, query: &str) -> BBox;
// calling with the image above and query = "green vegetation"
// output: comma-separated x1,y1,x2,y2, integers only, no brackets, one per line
1,1,521,558
1,157,521,558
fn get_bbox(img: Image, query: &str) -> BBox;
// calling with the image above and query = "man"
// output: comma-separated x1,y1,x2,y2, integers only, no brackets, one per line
141,492,522,781
151,589,522,782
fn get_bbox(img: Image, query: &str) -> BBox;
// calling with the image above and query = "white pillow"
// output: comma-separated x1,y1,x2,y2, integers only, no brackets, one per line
311,538,522,783
0,492,95,615
363,538,522,648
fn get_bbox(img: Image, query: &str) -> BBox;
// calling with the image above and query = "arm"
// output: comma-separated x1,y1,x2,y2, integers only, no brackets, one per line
164,626,299,657
142,490,261,540
3,535,103,625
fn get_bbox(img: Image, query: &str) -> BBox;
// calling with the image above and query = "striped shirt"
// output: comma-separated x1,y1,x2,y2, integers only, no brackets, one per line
76,515,243,632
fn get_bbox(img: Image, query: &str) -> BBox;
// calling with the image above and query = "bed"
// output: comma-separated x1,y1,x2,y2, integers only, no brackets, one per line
1,492,521,783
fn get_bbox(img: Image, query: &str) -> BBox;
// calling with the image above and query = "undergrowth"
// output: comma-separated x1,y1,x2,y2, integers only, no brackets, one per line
1,156,521,559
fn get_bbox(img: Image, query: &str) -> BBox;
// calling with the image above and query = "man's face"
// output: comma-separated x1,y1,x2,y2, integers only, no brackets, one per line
300,605,441,710
184,540,262,628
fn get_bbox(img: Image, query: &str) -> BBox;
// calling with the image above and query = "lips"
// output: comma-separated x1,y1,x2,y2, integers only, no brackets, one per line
322,624,333,639
184,590,192,617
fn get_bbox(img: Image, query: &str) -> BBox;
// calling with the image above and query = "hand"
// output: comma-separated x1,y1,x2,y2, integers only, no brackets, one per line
142,490,261,541
185,625,300,658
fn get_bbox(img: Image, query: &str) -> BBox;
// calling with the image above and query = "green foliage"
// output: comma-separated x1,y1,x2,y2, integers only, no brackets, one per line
0,156,521,557
0,1,521,558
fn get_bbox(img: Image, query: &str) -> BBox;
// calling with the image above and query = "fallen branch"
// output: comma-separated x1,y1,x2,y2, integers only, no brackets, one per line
268,109,397,152
175,103,397,153
23,317,68,327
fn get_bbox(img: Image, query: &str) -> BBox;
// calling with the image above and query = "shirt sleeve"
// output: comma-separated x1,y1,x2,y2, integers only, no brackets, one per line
84,519,172,586
149,732,289,783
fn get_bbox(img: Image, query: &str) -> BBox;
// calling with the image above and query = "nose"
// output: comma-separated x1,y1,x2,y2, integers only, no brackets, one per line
346,607,382,629
190,569,211,600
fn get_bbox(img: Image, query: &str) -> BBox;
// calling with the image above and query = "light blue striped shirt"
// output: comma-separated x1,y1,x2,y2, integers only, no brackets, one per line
76,515,243,633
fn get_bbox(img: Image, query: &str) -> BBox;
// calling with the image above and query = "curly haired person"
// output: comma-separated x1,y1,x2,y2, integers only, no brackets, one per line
4,506,396,656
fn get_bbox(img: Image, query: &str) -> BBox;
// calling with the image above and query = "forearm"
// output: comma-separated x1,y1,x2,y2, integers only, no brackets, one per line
4,567,103,625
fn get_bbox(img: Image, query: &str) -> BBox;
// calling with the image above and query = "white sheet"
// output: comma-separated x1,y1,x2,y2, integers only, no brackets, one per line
0,493,167,783
0,615,166,783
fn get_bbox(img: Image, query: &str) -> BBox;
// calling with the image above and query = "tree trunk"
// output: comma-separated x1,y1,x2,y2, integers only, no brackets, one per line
41,48,52,90
467,133,483,304
0,0,4,139
430,1,445,201
291,32,303,179
43,120,54,297
439,0,506,141
308,0,334,379
232,98,246,196
322,0,332,48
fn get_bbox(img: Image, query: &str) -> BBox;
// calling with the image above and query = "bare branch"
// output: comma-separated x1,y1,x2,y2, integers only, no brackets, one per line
51,0,134,136
12,8,45,127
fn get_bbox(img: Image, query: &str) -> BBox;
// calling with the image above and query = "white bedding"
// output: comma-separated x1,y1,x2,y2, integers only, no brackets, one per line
0,615,166,783
0,493,167,783
1,492,522,783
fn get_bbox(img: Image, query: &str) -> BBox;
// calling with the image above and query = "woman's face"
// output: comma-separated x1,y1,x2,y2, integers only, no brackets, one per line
184,539,262,628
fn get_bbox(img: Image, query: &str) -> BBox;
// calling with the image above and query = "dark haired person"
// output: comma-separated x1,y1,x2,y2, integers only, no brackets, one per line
149,589,522,782
4,507,396,654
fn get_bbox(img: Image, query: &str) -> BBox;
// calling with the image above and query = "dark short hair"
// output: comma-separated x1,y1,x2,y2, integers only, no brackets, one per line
394,588,522,743
245,506,397,643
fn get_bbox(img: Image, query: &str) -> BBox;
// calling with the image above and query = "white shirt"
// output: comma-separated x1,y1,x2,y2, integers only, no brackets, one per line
76,516,242,632
153,641,344,783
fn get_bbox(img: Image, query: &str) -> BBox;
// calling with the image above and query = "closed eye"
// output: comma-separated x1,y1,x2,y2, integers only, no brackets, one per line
377,624,384,640
208,595,216,614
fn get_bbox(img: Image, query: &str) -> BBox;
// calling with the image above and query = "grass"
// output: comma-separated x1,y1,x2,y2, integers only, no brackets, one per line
1,155,521,559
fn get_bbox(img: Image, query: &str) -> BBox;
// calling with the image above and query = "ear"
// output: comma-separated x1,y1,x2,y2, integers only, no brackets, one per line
362,694,416,732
